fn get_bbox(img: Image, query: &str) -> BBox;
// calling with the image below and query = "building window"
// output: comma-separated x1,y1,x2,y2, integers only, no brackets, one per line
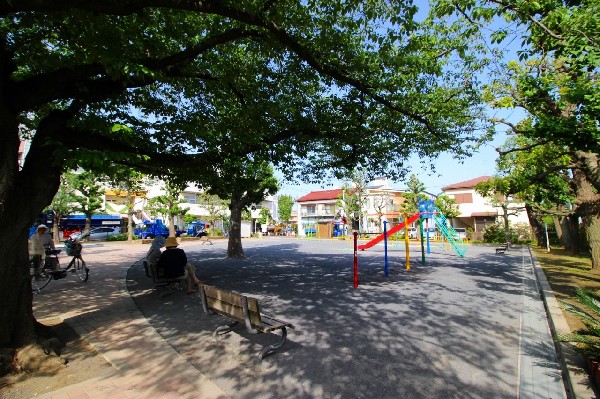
306,205,316,214
183,194,197,204
453,193,473,203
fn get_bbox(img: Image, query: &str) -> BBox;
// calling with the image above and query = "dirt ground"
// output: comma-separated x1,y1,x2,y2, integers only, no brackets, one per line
0,319,114,399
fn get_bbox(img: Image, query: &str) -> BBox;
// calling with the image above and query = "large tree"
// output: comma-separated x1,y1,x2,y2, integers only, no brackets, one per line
200,158,279,258
1,1,486,371
436,1,600,267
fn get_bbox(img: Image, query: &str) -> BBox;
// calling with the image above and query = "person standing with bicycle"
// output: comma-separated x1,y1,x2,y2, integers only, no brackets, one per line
29,224,55,277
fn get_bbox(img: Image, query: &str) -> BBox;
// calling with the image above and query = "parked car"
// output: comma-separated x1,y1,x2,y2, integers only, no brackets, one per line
71,226,121,241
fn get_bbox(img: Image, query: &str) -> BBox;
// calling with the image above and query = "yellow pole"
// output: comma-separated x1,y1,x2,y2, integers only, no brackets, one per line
404,213,410,270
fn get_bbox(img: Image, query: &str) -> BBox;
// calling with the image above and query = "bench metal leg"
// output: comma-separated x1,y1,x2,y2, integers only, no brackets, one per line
257,327,288,361
213,321,239,337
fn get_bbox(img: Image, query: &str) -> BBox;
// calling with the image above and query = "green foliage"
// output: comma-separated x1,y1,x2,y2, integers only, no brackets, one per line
482,223,508,244
210,228,225,237
559,289,600,359
336,169,369,229
197,192,228,229
146,180,188,220
482,222,531,244
258,208,271,225
400,174,428,214
278,195,294,224
8,0,489,191
66,171,105,234
106,233,133,241
183,214,197,225
434,194,460,219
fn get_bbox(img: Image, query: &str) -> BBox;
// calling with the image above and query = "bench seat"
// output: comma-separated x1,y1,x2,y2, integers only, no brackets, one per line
496,243,509,253
199,284,294,360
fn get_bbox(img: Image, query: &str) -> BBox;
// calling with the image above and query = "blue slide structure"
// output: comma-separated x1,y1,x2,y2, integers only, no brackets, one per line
432,207,467,257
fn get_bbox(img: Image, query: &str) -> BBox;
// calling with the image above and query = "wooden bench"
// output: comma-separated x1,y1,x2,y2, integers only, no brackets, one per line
496,242,509,253
198,284,294,360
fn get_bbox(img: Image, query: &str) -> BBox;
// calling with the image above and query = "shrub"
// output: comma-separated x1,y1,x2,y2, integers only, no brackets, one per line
211,228,224,237
482,223,507,243
559,289,600,359
482,222,532,244
107,233,130,241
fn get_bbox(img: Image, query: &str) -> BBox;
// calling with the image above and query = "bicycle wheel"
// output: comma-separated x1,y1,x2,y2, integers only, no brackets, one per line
73,257,88,282
30,260,52,292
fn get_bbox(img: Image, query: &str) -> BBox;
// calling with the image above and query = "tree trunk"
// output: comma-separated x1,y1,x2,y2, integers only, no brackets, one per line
524,205,545,246
52,212,61,243
502,205,511,245
127,194,134,242
0,108,64,370
168,214,176,237
573,167,600,270
227,195,245,258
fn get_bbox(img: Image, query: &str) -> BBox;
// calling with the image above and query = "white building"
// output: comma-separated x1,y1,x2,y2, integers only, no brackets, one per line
441,176,530,240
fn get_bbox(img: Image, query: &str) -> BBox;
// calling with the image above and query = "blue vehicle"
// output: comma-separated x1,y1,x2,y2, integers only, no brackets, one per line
134,219,182,239
186,221,208,237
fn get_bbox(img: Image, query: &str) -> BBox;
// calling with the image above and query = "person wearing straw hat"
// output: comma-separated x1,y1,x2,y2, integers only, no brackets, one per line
157,236,202,294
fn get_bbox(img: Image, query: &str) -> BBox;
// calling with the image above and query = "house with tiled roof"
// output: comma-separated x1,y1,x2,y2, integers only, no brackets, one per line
296,189,344,236
295,178,407,237
441,176,529,240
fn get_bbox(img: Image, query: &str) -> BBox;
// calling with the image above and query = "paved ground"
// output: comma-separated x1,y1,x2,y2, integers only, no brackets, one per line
30,237,593,398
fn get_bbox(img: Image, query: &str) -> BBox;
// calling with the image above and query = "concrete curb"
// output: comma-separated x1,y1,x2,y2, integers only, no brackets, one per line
530,247,597,399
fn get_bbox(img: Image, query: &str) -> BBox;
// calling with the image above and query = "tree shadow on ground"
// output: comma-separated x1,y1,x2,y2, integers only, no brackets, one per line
127,240,548,399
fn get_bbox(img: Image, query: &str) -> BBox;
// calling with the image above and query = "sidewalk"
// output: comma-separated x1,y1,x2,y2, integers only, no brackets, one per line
33,241,229,399
31,239,594,398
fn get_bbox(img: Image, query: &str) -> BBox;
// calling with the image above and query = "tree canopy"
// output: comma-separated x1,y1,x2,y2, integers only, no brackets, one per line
1,0,490,368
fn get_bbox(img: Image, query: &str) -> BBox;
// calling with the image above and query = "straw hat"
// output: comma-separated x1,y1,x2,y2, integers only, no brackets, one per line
165,237,179,248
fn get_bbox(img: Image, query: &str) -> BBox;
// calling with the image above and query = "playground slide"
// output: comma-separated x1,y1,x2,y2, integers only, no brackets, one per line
357,213,421,251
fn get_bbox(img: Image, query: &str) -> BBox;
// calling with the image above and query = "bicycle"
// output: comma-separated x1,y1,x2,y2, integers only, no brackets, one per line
30,235,89,293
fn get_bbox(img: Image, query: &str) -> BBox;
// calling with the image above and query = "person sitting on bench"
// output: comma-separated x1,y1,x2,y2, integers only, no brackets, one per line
157,237,202,294
145,235,166,277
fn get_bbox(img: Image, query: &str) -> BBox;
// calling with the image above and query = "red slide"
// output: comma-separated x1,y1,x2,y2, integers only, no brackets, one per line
357,213,421,250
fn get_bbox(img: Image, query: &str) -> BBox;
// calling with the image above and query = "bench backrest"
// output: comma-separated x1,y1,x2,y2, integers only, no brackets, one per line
201,285,262,327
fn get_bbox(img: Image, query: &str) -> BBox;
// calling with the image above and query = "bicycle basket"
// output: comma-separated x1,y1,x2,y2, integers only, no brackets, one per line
50,270,67,280
65,241,82,256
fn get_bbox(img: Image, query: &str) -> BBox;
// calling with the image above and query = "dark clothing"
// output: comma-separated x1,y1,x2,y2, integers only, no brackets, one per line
157,247,187,279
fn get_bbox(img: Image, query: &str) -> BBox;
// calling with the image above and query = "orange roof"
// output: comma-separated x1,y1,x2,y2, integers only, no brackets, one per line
441,176,490,191
296,189,344,202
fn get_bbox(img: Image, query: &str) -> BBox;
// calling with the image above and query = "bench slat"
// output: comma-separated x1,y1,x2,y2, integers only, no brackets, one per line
199,284,293,359
203,285,262,326
260,315,295,332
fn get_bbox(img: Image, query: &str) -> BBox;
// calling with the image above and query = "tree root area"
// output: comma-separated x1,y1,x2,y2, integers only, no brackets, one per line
0,318,115,398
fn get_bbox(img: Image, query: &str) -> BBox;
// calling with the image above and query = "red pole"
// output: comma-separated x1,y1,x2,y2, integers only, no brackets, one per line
353,231,359,288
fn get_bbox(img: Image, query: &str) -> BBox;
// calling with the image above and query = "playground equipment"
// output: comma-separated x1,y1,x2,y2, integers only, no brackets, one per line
356,213,420,250
431,207,467,257
351,202,467,288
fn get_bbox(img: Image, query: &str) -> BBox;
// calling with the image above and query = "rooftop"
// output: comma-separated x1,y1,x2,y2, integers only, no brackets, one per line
296,189,344,202
441,176,490,191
